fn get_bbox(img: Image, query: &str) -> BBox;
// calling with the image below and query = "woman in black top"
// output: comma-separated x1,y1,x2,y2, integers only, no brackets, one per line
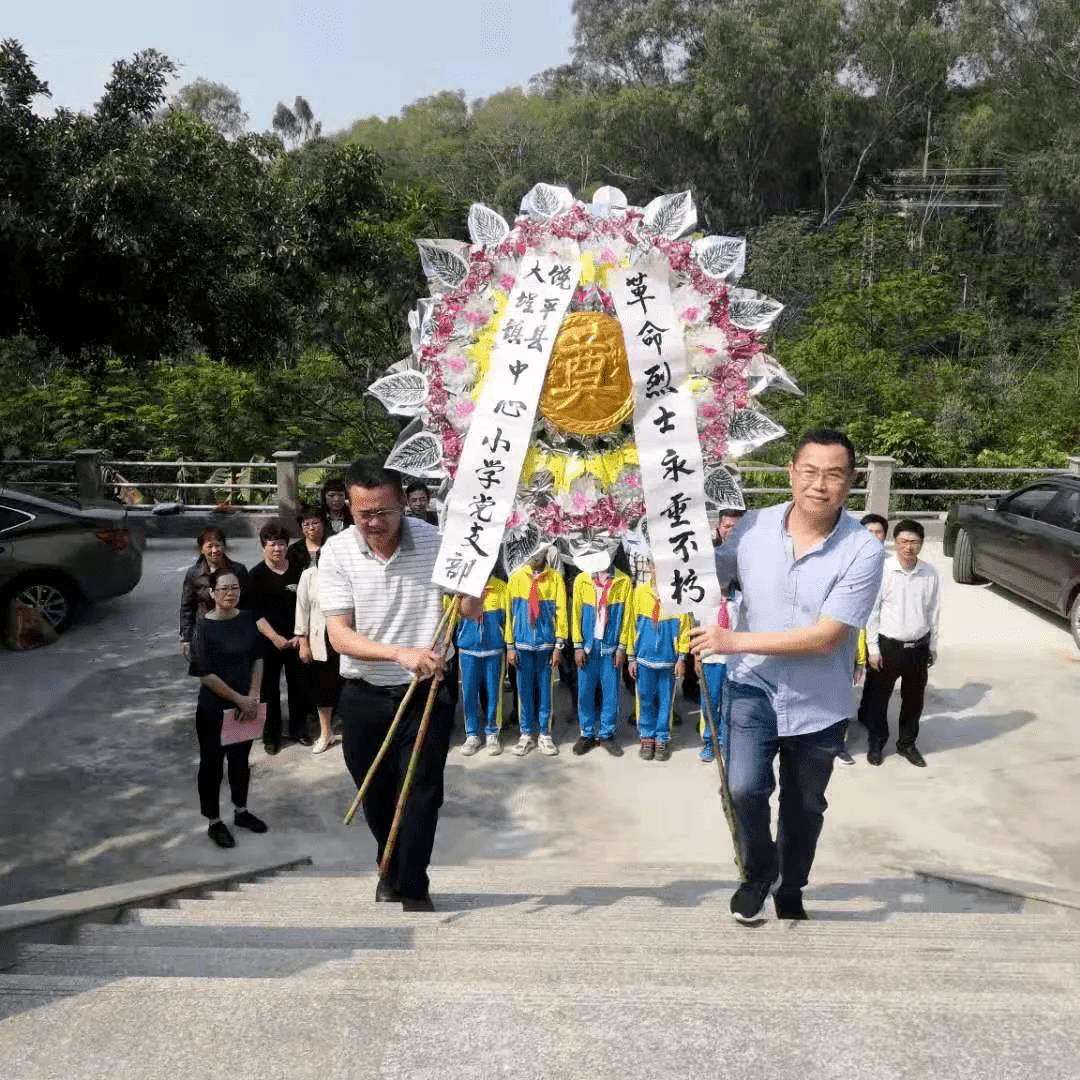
286,505,327,574
248,519,308,753
189,568,267,848
320,478,353,535
179,527,249,655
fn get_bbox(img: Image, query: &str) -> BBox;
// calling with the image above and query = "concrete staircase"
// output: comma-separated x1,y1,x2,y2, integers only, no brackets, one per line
2,859,1079,1079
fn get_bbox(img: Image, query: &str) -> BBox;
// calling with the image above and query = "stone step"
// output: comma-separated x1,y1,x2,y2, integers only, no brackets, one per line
0,976,1076,1080
71,918,1080,956
11,942,1079,995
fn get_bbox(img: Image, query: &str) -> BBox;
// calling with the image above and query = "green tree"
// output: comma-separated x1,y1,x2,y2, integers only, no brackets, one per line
171,78,249,138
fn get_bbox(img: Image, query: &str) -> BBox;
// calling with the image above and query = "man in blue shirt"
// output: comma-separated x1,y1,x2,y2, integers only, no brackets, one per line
690,429,884,922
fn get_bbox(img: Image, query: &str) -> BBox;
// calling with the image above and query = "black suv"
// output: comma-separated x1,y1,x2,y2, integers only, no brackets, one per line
944,474,1080,647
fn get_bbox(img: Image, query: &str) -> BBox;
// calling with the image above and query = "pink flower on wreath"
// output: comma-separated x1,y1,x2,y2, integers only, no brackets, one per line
506,511,524,529
623,471,641,488
599,247,617,265
454,399,475,420
463,310,489,327
680,307,700,323
570,489,590,512
445,355,467,373
497,273,515,292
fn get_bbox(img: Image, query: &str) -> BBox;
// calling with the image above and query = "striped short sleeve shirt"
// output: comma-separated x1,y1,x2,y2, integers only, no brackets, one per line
318,518,445,686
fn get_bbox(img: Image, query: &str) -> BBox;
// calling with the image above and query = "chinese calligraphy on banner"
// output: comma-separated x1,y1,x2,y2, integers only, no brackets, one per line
433,251,583,596
612,257,722,619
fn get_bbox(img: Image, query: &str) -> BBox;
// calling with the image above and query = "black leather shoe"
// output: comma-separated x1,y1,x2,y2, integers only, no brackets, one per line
263,741,280,756
898,745,927,767
401,894,435,912
207,821,235,848
867,749,883,766
233,810,267,833
774,891,808,920
375,879,402,903
572,737,598,756
598,737,624,757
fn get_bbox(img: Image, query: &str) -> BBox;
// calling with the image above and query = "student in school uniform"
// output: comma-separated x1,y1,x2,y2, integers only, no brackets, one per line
571,558,633,757
626,564,691,761
505,551,567,756
456,574,508,757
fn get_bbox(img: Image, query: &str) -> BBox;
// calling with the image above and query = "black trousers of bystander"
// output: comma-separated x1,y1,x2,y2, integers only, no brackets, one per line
261,641,309,745
195,706,252,820
339,678,453,900
862,635,930,752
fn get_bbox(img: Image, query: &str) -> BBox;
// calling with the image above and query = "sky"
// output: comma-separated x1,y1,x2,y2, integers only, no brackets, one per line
7,1,578,135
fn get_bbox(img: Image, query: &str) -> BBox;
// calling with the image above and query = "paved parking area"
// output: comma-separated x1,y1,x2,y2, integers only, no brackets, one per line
1,535,1077,905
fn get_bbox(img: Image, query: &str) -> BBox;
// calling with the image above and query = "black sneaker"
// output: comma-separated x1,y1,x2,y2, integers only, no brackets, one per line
233,810,268,834
866,748,883,766
375,878,402,903
207,821,235,848
572,736,598,756
898,745,927,767
774,891,808,921
836,749,855,765
730,877,777,923
654,741,671,762
263,741,281,756
598,736,624,757
401,894,435,912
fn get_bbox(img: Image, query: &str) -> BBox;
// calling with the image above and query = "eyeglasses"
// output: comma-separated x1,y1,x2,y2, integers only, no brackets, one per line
355,508,400,522
264,540,288,548
301,520,323,529
215,584,241,593
793,467,851,486
895,537,923,547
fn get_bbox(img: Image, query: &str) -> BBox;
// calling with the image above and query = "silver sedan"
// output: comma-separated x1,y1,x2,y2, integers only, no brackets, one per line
0,487,144,635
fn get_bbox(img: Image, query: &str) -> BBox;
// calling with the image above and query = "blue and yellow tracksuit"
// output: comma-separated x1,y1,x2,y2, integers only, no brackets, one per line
505,566,568,735
572,569,633,740
456,577,507,738
700,592,739,754
627,582,691,744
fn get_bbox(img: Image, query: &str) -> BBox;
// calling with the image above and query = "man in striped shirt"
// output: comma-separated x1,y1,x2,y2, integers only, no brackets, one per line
321,458,480,911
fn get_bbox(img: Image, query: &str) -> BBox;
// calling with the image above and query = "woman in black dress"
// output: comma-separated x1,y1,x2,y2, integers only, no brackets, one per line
248,519,308,753
319,478,353,535
287,505,327,574
189,568,267,848
179,527,249,658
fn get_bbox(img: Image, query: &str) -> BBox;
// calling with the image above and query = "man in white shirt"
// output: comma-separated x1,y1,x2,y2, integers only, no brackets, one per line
862,519,940,768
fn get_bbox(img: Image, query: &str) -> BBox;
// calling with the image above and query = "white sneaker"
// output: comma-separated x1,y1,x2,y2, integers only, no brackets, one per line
486,734,502,756
512,734,538,757
312,734,331,754
460,735,482,757
538,734,558,756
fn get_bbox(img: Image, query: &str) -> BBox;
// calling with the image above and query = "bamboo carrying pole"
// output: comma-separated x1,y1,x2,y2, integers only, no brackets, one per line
341,598,459,828
692,608,745,880
378,595,462,879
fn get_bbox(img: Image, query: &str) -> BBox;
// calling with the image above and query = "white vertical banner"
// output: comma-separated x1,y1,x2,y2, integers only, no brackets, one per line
612,256,721,619
434,250,582,596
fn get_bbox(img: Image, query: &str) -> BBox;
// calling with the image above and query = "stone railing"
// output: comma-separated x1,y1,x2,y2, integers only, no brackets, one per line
4,451,1080,520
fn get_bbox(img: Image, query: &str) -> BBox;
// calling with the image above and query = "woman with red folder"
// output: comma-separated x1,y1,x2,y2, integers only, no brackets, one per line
189,568,268,848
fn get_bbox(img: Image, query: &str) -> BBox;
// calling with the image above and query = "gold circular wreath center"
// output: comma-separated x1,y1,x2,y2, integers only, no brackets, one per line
538,312,634,436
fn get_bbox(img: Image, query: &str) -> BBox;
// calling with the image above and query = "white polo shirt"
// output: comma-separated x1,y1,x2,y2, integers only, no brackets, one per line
318,518,446,686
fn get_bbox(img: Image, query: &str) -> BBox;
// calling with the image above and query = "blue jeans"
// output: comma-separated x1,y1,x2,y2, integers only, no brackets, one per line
635,664,675,742
516,648,554,735
577,648,620,739
460,652,503,737
700,662,727,749
725,681,844,895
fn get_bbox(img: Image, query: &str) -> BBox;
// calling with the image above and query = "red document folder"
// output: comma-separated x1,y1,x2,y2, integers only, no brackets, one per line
221,703,267,746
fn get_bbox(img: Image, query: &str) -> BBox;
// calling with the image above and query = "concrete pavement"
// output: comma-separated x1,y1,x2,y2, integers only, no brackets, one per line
0,537,1078,906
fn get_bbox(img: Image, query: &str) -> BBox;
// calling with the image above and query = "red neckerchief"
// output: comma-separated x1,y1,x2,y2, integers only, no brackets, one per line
528,571,543,625
594,572,613,623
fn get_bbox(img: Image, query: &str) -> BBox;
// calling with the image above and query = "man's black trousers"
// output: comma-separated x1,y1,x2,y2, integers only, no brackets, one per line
862,635,930,752
339,678,453,901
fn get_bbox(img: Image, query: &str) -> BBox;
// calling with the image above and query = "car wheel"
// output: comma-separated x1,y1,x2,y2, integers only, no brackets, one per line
951,528,984,584
1070,592,1080,651
11,576,77,633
